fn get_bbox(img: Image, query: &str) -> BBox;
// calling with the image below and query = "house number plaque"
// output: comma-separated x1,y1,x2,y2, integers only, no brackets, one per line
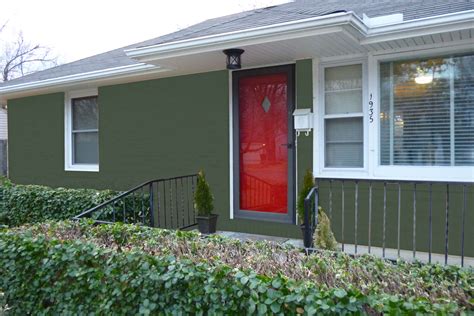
369,93,374,123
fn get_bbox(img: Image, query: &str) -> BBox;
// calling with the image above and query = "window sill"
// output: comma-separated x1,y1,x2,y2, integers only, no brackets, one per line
65,164,99,172
373,165,474,183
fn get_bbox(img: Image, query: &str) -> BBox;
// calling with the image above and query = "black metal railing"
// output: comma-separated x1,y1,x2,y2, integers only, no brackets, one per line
304,178,472,267
303,186,319,248
73,174,198,230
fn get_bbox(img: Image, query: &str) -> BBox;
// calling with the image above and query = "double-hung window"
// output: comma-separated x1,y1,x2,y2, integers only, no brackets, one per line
323,64,364,168
65,90,99,171
380,53,474,167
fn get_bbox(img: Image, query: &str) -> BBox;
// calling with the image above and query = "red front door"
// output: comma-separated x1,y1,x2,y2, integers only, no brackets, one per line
234,66,295,222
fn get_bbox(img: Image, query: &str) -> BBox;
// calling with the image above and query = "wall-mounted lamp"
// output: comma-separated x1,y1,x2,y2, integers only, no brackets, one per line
223,49,244,70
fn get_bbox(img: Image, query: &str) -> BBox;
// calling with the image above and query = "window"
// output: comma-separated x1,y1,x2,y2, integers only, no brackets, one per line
323,64,364,168
65,90,99,171
380,53,474,166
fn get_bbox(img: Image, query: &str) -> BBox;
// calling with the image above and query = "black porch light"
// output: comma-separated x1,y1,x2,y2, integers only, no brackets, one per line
223,48,244,69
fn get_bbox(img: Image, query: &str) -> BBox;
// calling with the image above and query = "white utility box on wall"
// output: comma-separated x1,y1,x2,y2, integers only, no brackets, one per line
293,108,313,136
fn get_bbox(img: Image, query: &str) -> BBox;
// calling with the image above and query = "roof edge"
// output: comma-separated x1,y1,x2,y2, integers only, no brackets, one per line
0,63,168,102
124,12,365,61
125,10,474,62
1,9,472,102
362,9,474,44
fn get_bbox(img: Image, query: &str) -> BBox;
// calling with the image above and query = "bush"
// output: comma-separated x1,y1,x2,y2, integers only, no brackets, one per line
0,221,471,315
314,207,337,251
297,169,314,224
194,170,214,216
0,183,118,226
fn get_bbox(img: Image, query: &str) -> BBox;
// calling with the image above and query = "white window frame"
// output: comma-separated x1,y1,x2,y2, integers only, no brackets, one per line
312,46,474,182
314,58,369,178
64,88,99,172
370,48,474,182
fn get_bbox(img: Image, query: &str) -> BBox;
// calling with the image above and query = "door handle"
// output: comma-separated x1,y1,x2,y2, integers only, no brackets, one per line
280,143,293,149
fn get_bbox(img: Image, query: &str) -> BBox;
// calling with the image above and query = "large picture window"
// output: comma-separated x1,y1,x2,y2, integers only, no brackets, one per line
380,53,474,166
65,90,99,171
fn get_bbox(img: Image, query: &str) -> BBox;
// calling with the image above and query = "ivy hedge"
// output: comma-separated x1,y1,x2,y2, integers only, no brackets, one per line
0,221,472,315
0,181,119,226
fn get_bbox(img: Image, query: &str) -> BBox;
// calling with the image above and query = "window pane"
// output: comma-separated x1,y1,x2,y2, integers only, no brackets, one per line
325,90,363,114
325,64,362,114
325,117,363,167
380,53,474,166
73,132,98,164
326,143,363,168
326,117,363,142
72,97,98,130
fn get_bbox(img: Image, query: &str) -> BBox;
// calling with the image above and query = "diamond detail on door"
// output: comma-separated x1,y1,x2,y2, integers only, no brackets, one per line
261,96,271,113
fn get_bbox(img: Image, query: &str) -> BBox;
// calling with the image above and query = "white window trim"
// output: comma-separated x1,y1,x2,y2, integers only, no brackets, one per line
370,48,474,182
313,46,474,182
314,58,369,178
64,88,99,172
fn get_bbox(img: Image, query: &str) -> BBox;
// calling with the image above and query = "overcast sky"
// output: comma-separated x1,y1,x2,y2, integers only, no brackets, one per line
0,0,289,64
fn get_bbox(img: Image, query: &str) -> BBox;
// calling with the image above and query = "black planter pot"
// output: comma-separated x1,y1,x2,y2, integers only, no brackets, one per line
196,214,219,234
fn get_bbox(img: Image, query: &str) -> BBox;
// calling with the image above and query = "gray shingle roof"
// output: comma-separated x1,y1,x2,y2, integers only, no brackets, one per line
1,0,473,88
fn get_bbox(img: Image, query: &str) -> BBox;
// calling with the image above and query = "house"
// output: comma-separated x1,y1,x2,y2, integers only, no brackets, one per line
0,0,473,262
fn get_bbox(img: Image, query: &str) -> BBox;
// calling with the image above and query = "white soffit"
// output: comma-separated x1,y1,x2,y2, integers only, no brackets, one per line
126,10,474,65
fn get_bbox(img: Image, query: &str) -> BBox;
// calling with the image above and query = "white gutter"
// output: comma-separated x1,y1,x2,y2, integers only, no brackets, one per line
362,10,474,44
0,63,167,97
125,10,474,62
125,12,368,61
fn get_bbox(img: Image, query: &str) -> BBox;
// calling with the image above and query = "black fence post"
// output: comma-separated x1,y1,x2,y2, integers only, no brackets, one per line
303,196,312,248
149,183,154,227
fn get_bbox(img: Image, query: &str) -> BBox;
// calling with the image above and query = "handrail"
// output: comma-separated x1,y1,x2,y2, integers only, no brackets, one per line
303,186,319,248
73,174,197,219
314,177,473,185
73,174,199,230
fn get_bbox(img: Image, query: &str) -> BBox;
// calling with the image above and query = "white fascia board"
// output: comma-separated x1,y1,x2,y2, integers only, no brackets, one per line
125,12,367,62
0,63,168,100
361,10,474,44
125,10,473,62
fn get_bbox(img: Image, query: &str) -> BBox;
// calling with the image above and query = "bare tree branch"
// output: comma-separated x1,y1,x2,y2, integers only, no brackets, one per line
0,22,58,82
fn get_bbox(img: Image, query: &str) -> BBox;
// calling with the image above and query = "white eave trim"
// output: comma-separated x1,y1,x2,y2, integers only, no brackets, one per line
125,12,367,61
125,10,474,61
1,9,472,100
0,63,167,96
361,10,474,44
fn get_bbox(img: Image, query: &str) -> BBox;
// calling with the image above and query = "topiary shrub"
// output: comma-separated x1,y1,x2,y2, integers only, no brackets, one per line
314,207,338,251
297,169,314,224
0,183,118,226
194,170,214,216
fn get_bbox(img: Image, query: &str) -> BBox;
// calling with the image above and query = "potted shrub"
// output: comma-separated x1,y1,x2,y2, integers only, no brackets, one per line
194,170,218,234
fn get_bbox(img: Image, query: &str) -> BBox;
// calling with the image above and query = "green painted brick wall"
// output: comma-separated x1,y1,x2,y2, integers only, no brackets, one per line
10,60,469,256
295,59,313,205
8,60,313,239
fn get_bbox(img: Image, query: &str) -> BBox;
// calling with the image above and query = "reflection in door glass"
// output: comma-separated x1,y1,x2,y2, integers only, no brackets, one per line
239,73,288,214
